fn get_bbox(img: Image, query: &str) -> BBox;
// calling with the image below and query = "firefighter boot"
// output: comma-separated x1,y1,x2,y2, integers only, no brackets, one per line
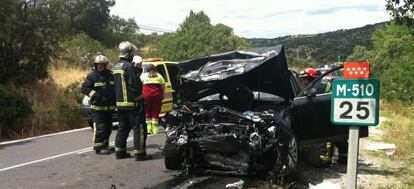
106,146,115,152
115,152,131,159
96,148,111,155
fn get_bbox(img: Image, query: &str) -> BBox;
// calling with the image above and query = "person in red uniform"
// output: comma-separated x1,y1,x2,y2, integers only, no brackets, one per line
141,64,165,134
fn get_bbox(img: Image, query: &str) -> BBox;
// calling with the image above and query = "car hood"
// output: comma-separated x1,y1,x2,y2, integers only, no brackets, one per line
178,45,294,101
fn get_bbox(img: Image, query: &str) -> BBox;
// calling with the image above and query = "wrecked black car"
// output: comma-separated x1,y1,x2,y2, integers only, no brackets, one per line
161,46,368,176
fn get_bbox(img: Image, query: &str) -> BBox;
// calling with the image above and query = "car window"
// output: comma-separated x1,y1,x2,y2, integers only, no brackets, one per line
198,91,284,102
156,65,169,82
299,66,343,96
253,92,284,102
142,64,148,73
198,94,224,101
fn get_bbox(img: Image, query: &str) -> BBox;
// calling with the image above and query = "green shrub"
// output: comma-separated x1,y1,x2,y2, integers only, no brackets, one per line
0,85,33,138
59,33,106,68
56,97,82,130
64,81,83,104
371,24,414,103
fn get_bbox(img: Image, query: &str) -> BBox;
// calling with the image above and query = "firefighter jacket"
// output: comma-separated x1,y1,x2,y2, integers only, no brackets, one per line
113,59,143,110
81,69,116,111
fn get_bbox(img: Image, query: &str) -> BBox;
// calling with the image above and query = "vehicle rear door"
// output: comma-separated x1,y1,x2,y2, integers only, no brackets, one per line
155,63,174,113
290,66,367,143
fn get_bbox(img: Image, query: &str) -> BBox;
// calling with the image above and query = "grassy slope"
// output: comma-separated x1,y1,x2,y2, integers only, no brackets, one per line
379,102,414,188
2,67,89,141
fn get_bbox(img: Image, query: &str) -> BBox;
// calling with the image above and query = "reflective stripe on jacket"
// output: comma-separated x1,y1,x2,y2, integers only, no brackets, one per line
81,70,116,110
113,59,143,110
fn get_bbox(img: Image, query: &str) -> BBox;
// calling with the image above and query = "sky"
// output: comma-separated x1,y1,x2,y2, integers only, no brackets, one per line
110,0,390,38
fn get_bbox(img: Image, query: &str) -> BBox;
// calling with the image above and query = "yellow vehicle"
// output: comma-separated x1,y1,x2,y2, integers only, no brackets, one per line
142,58,180,113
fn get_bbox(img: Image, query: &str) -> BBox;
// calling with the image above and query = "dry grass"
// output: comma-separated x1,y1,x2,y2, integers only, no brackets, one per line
380,101,414,188
49,66,89,88
4,66,89,140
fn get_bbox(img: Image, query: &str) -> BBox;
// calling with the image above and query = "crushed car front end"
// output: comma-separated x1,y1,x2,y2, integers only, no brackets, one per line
161,46,299,176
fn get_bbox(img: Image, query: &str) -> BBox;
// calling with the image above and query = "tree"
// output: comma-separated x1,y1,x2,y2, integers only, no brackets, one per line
346,45,374,62
154,11,250,61
371,24,414,102
102,15,139,48
0,0,60,85
62,0,115,40
59,33,106,68
386,0,414,26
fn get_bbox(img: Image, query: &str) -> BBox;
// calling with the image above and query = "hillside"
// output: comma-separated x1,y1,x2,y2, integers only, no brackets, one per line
248,22,387,64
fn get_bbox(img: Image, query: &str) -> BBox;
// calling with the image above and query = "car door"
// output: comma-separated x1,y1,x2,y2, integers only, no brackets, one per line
290,66,367,144
156,64,174,113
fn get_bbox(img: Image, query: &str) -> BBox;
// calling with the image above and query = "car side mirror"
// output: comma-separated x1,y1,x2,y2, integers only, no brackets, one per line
304,87,318,97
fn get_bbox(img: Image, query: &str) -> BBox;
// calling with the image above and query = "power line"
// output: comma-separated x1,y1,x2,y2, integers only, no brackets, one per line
137,24,173,33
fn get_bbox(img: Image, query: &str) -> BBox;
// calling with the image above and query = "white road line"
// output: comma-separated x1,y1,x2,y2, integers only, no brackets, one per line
0,127,91,145
0,147,91,172
0,133,155,172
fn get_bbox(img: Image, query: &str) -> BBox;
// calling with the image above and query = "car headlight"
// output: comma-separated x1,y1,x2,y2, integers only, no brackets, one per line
82,96,91,106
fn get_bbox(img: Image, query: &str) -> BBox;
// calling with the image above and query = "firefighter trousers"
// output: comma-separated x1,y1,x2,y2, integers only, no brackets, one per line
115,109,147,155
92,110,113,150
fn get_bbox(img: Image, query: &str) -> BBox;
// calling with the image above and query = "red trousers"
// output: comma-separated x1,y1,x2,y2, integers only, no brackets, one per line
144,98,162,119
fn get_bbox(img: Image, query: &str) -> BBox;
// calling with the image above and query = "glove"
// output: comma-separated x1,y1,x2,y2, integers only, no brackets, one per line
90,94,101,104
91,93,106,104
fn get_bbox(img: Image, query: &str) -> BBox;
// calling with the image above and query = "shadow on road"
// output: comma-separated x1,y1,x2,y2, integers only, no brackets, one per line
0,140,34,150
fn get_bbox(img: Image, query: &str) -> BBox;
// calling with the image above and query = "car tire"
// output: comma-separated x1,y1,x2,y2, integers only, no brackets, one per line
280,127,299,174
165,156,181,170
163,142,182,170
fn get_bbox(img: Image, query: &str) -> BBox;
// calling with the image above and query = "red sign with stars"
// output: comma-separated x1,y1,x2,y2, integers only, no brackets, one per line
343,62,370,79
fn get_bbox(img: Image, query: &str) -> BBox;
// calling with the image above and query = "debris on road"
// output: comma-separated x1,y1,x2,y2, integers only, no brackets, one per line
309,181,341,189
225,179,244,189
365,143,396,151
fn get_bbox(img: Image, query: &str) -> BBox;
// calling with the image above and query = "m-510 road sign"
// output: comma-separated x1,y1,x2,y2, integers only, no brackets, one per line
331,78,380,126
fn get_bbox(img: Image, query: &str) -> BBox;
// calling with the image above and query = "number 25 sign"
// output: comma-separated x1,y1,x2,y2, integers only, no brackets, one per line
331,79,380,126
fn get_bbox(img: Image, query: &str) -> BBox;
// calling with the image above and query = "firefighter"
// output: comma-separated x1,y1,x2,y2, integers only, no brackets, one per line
141,64,165,134
81,54,115,155
113,41,151,161
299,67,331,93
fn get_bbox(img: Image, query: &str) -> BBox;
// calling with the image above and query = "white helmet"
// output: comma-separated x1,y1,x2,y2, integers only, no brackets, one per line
94,54,109,64
132,55,143,66
118,41,138,58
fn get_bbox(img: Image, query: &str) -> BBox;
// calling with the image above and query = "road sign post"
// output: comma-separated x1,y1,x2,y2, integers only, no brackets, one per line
347,126,359,189
331,62,380,189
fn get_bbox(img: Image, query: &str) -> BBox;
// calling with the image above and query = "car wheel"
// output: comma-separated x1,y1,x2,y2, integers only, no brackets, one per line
280,127,299,174
285,133,299,173
165,156,181,170
163,142,182,170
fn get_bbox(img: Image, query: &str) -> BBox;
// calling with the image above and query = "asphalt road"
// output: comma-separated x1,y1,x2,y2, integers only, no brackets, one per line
0,127,182,189
0,128,259,189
